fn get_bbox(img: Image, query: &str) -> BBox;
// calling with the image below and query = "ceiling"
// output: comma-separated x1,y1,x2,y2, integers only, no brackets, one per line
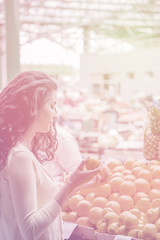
1,0,160,54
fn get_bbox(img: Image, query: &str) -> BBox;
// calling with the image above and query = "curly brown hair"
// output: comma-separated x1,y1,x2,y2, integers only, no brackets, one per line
0,71,58,170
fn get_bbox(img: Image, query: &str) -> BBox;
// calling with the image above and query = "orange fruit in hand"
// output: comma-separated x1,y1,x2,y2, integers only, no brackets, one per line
85,158,100,170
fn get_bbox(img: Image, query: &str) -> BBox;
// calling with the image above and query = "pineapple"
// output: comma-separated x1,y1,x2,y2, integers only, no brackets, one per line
143,102,160,160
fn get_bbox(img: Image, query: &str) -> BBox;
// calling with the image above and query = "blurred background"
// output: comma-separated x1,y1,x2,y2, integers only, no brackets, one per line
1,0,160,161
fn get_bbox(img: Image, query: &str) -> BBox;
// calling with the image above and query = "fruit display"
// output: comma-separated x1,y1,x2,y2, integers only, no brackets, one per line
62,158,160,240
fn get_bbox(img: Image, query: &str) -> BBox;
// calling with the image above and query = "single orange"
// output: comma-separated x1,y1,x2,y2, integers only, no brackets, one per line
118,211,131,225
76,216,93,227
137,169,152,182
85,158,100,170
124,213,138,230
134,178,150,193
109,177,123,192
119,180,136,197
88,206,103,225
108,192,120,201
117,195,134,211
136,197,151,212
124,158,136,170
142,223,157,240
76,199,92,217
93,196,108,208
105,200,121,215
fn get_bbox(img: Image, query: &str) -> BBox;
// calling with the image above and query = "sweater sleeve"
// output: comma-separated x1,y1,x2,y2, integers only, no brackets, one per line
7,150,61,240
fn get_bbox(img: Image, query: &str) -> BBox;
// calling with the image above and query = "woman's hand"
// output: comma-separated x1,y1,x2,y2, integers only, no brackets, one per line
68,157,101,190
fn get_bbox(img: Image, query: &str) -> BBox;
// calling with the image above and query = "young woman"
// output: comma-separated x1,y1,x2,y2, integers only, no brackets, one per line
0,71,100,240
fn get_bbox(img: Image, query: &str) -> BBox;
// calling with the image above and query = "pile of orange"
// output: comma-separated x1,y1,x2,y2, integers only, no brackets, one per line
62,158,160,240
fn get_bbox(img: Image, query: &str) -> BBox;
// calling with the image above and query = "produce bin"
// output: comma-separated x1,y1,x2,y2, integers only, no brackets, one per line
64,222,141,240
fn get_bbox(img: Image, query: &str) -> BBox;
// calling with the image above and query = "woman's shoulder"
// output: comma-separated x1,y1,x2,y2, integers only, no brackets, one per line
7,143,36,170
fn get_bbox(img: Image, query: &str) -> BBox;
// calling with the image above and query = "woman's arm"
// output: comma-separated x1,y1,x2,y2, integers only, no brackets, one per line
8,151,61,240
8,152,99,240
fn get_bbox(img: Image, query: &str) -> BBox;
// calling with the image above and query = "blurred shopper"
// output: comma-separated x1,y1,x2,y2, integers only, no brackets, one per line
0,71,100,240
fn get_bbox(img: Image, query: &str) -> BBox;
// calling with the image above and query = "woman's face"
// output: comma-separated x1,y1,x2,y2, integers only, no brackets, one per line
36,91,57,133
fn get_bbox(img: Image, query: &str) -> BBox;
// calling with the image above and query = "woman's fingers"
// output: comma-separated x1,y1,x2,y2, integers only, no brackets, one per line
77,156,90,170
